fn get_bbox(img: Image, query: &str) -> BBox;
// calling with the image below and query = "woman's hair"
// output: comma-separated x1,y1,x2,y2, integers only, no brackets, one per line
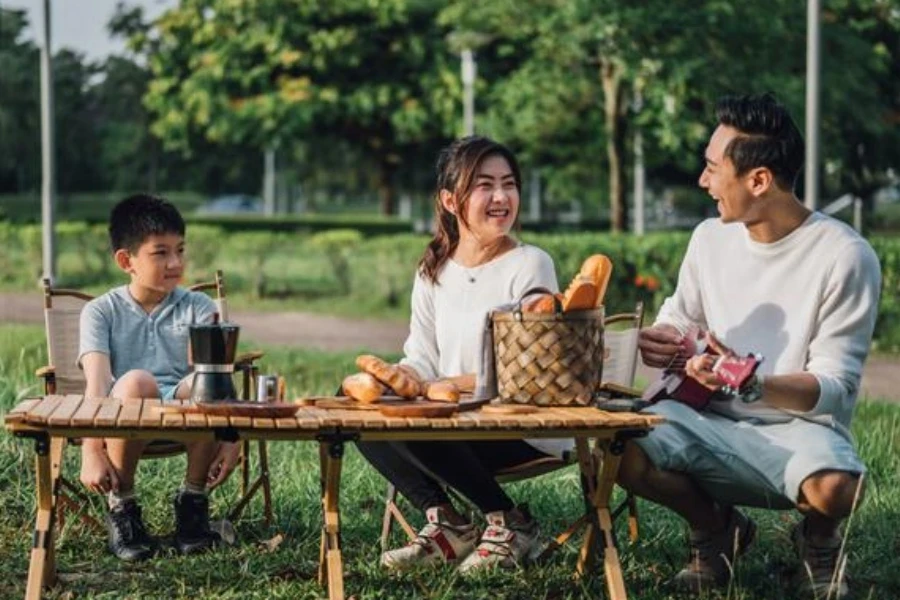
418,136,522,284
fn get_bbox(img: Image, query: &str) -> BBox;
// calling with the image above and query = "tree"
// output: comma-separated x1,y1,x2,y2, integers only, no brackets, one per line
138,0,461,214
0,8,40,193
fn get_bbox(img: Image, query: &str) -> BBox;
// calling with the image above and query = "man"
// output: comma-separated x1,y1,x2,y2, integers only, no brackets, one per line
619,93,881,598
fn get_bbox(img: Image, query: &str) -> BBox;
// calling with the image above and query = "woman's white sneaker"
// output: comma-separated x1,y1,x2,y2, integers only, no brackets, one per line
457,507,541,574
381,506,479,569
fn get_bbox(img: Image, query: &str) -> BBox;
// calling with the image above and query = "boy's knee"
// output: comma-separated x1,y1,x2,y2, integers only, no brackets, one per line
799,470,864,518
111,370,159,398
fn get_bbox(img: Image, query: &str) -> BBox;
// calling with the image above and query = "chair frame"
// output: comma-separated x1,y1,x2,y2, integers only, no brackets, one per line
380,303,646,558
35,270,273,530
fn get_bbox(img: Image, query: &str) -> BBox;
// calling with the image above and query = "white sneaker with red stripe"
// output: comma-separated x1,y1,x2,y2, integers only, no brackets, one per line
457,507,541,573
380,506,479,569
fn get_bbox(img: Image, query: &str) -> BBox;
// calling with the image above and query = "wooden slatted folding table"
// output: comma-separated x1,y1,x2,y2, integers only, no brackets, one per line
4,395,663,600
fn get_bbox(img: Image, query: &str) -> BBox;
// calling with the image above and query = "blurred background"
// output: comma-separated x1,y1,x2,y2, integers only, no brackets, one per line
1,0,899,346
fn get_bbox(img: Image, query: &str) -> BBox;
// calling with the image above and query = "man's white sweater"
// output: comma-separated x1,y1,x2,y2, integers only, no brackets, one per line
656,212,881,432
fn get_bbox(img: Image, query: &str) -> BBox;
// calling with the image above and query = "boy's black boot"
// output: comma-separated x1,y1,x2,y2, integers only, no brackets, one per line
173,490,221,555
105,499,157,561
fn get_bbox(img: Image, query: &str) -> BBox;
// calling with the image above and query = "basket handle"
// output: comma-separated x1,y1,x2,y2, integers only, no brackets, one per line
514,286,563,320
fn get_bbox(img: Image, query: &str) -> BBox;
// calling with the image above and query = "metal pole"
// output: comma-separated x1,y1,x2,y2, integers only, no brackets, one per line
461,49,475,136
632,89,645,235
804,0,821,210
40,0,56,284
263,146,275,216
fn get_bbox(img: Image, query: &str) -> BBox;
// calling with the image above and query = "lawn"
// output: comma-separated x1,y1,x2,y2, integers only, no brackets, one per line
1,324,898,599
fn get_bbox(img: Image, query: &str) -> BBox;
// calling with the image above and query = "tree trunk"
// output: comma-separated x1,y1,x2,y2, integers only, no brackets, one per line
601,56,628,232
377,160,397,215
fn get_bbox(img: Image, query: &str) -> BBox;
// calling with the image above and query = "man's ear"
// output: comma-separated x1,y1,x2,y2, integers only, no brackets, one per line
114,249,132,273
745,167,773,197
439,189,455,215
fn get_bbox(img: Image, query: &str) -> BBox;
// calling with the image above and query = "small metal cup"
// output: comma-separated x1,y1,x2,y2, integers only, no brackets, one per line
256,375,279,403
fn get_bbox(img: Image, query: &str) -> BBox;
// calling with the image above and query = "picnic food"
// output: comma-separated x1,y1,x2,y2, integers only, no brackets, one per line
342,372,384,403
579,254,613,307
523,292,563,313
356,354,422,399
562,276,598,311
425,380,461,403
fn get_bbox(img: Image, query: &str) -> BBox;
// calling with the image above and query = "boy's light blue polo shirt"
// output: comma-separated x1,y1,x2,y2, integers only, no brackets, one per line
78,285,218,394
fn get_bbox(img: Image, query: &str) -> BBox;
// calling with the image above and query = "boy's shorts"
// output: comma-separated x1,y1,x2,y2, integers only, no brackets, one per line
109,373,193,402
634,400,865,509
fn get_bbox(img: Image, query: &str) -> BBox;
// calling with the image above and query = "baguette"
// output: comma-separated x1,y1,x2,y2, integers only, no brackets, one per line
342,372,384,403
579,254,614,307
562,276,598,311
355,354,422,399
425,380,461,403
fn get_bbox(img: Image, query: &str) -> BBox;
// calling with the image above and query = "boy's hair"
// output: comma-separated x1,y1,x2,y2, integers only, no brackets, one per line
109,193,185,253
715,93,805,193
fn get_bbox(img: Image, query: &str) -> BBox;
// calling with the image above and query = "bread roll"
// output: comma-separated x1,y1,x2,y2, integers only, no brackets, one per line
425,381,461,403
579,254,613,307
562,275,599,311
355,354,422,399
523,293,561,313
342,372,384,403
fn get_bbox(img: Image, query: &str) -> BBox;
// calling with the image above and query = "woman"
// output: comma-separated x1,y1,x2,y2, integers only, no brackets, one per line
355,136,571,573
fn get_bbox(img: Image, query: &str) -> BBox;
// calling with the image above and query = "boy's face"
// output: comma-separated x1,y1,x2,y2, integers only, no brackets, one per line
115,233,185,294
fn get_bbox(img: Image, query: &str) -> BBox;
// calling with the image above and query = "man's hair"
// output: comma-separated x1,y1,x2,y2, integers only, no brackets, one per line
715,93,804,192
108,193,185,253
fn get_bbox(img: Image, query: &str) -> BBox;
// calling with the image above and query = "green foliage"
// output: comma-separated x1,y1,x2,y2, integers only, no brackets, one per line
188,212,413,236
184,224,225,282
309,229,364,295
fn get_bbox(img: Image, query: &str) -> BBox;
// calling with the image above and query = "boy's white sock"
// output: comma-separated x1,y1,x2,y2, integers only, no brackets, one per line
107,489,136,511
180,481,207,496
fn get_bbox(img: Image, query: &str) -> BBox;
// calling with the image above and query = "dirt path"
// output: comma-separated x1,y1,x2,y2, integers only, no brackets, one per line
4,291,898,402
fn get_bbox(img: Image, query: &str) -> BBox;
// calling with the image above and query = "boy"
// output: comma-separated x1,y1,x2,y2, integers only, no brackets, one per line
78,193,240,561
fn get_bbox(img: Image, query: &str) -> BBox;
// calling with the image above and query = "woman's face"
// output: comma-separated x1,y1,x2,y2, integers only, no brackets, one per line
456,154,519,243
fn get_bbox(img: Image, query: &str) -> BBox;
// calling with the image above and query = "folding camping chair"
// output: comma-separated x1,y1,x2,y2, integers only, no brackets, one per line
379,303,646,557
35,270,273,530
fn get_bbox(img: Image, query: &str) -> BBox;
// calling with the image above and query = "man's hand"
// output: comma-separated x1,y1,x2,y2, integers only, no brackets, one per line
80,444,120,494
206,442,241,489
684,332,736,391
638,324,684,369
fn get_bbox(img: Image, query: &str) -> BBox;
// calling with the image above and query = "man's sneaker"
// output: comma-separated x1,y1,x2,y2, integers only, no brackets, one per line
457,506,541,574
381,506,478,569
791,520,849,599
381,506,479,569
105,499,157,561
173,490,221,555
673,507,757,592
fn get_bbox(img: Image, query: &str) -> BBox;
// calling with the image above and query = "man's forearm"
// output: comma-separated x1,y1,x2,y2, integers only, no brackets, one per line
759,372,820,412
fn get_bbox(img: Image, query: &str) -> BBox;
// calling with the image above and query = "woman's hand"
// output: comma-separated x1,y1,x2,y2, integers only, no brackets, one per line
206,442,241,489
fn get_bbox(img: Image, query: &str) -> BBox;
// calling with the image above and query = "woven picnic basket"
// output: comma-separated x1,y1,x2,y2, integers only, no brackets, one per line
492,291,604,406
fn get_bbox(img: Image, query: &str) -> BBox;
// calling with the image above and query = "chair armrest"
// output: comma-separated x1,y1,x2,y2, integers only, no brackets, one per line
597,382,643,399
35,365,56,378
234,351,264,369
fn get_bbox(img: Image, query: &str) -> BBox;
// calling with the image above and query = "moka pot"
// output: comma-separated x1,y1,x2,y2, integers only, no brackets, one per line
189,316,239,402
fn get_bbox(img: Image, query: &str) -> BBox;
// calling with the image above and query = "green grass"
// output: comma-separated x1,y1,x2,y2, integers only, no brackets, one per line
1,324,899,599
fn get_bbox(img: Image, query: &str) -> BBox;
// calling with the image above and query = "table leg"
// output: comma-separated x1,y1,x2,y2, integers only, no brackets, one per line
25,435,58,600
318,439,345,600
581,438,628,600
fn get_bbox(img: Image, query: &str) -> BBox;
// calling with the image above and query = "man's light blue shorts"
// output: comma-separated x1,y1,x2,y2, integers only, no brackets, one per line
635,400,865,509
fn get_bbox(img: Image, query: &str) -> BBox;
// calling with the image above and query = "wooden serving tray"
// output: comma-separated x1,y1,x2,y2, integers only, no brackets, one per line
160,401,301,419
377,400,458,418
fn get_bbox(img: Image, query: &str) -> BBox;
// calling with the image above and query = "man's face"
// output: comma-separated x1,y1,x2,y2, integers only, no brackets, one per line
698,125,755,224
118,233,185,294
